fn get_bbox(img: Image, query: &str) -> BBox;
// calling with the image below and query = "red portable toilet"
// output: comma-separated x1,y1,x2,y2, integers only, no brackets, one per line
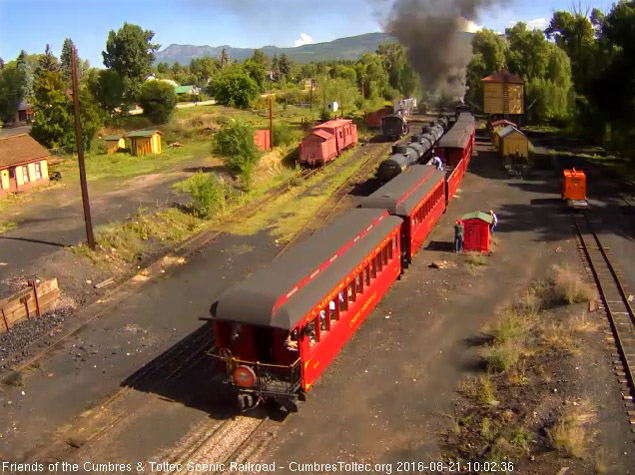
461,211,494,253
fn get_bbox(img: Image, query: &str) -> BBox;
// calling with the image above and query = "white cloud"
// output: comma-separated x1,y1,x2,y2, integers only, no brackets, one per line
294,33,314,47
509,18,548,30
527,18,548,30
462,20,483,33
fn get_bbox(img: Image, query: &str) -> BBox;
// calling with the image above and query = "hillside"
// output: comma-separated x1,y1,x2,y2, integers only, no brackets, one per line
155,32,396,65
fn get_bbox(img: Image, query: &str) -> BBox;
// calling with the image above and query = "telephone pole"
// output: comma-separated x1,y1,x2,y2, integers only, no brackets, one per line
269,96,274,150
71,45,95,250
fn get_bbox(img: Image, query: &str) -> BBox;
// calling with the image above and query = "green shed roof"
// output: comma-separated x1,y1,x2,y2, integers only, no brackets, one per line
127,130,162,138
175,85,195,94
461,211,494,224
104,134,124,141
496,125,525,139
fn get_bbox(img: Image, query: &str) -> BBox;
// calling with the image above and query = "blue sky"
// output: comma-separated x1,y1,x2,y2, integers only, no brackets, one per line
0,0,615,66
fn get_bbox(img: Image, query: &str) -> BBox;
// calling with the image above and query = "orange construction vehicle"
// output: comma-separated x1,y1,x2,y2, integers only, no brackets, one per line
562,169,589,210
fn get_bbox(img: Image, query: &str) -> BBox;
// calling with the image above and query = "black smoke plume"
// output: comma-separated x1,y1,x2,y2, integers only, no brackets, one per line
382,0,500,102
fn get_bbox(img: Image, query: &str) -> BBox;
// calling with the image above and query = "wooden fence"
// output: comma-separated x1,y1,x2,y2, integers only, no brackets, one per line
0,278,60,334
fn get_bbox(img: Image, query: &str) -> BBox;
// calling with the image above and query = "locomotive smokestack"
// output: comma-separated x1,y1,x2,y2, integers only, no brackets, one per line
383,0,500,103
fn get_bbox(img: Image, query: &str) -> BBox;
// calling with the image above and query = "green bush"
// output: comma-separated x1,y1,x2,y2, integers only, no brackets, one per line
273,122,301,146
209,66,259,109
138,80,177,125
212,119,261,187
184,172,225,218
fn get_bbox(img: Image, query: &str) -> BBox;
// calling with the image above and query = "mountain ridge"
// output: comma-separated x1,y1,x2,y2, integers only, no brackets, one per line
154,32,396,65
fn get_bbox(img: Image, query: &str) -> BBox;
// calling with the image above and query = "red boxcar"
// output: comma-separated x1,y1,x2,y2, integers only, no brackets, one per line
361,165,446,266
209,208,402,410
299,119,358,166
299,130,338,166
313,119,358,154
461,211,494,253
364,106,393,128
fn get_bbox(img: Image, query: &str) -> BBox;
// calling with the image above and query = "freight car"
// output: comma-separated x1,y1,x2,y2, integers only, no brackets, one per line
364,106,393,129
376,116,451,183
381,114,409,141
299,119,358,166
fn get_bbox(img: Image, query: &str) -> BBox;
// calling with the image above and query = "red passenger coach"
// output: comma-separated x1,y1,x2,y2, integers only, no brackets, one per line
209,208,402,411
436,113,476,202
361,165,446,267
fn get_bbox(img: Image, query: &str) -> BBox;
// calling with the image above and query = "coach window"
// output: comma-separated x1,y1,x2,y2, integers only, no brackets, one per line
339,289,347,312
382,246,388,266
356,273,363,294
348,281,356,303
375,253,382,273
370,259,377,279
388,241,393,260
305,319,318,347
329,299,339,323
364,265,371,286
319,307,330,333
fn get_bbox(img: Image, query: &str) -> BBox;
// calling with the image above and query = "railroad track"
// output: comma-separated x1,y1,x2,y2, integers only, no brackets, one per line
33,140,391,466
276,140,397,256
574,213,635,435
154,414,273,474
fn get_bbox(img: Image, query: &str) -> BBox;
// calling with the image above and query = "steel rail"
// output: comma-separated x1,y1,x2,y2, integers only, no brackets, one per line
574,213,635,399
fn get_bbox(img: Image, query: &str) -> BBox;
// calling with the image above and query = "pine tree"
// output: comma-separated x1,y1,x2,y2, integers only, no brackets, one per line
219,48,230,68
16,50,32,100
60,38,75,84
36,44,60,78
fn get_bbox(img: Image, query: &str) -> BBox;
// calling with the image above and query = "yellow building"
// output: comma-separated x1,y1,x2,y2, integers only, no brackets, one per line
127,130,162,156
481,71,525,115
0,134,50,196
104,134,126,154
495,126,529,159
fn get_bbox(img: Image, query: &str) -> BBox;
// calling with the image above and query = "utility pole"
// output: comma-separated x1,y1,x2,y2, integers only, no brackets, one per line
269,96,274,150
309,79,313,120
71,45,95,250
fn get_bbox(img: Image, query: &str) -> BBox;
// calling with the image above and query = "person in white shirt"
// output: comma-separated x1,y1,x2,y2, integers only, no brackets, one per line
489,210,498,234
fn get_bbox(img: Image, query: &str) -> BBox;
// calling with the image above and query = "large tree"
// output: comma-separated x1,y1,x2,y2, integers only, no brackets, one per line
102,23,159,103
30,70,102,151
36,44,60,80
138,80,177,124
252,49,268,69
16,50,32,101
465,29,507,105
209,65,259,109
60,38,75,84
0,65,24,122
89,69,125,114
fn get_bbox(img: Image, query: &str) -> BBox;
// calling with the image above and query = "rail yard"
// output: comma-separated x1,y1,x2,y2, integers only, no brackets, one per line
2,0,635,473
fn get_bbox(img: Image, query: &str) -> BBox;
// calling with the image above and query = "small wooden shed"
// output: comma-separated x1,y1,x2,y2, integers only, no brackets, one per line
127,130,162,156
481,71,525,115
104,134,126,154
495,126,529,159
461,211,494,253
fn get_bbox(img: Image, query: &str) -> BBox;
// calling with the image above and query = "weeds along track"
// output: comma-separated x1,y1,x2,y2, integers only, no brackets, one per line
574,213,635,437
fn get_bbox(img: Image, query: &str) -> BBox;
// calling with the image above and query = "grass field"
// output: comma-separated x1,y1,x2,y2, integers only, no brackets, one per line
52,141,212,183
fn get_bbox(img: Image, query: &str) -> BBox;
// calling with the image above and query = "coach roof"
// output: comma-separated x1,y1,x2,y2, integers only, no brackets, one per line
212,208,402,330
360,165,445,217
